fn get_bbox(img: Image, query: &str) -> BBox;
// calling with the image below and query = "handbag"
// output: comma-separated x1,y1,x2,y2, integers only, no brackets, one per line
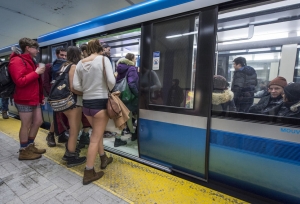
102,57,122,119
48,64,77,112
112,71,134,103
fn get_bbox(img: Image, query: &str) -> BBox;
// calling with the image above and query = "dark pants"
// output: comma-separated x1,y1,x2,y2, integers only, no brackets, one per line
1,98,9,111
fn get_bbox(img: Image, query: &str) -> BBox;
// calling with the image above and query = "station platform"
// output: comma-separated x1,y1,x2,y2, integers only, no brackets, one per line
0,117,249,204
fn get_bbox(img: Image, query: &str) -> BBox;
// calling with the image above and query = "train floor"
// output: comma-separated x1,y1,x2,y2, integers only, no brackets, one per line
0,117,253,204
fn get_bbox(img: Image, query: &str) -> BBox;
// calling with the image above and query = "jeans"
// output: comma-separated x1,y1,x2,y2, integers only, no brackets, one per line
1,98,9,111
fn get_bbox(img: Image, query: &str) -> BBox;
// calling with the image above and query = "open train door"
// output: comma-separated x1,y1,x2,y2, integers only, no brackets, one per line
138,7,217,180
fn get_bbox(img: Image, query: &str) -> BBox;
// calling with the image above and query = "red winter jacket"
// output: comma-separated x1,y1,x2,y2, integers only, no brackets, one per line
9,52,44,105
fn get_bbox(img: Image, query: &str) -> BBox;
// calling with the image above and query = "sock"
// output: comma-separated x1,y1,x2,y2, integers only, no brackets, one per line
85,166,93,170
20,141,28,148
28,137,35,144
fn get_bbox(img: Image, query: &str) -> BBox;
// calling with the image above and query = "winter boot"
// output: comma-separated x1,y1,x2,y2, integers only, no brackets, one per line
114,138,127,147
100,153,113,169
58,133,69,143
62,142,81,161
78,131,90,149
19,148,41,160
46,132,56,147
131,132,137,141
2,111,9,119
83,168,104,185
27,143,46,154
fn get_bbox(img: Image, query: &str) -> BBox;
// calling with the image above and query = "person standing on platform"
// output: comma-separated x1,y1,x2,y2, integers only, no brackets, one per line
43,47,68,147
0,59,10,119
9,38,46,160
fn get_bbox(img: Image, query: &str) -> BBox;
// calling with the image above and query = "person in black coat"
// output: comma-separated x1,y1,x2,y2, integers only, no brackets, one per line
231,57,257,112
212,75,236,111
167,79,184,107
249,76,287,115
277,83,300,118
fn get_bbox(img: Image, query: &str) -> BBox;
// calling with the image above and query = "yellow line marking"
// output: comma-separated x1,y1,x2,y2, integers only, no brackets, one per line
0,117,249,204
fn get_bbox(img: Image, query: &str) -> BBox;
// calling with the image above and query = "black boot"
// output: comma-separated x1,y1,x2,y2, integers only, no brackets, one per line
131,132,137,141
64,150,86,168
58,133,69,143
114,138,127,147
62,142,81,161
78,131,90,149
46,132,56,147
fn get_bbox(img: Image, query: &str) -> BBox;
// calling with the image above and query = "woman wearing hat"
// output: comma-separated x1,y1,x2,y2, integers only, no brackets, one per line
249,76,287,115
277,83,300,118
212,75,236,111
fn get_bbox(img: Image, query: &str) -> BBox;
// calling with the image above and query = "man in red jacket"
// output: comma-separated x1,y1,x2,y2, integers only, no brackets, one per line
9,38,46,160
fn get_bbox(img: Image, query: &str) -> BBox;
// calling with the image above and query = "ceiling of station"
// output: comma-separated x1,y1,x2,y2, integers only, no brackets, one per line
0,0,144,47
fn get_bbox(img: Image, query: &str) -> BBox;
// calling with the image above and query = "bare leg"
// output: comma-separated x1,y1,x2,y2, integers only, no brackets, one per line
18,112,33,145
28,107,43,140
63,107,82,152
85,110,108,168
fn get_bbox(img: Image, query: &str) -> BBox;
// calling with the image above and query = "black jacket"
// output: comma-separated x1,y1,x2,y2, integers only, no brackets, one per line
249,94,283,115
277,102,300,118
231,66,257,105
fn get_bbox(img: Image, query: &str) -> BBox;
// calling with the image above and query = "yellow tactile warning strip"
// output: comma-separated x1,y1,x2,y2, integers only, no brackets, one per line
0,117,249,204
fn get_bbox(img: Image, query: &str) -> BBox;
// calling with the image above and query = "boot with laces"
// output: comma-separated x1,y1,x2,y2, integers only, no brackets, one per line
19,147,41,160
78,131,90,149
27,143,46,154
100,153,113,169
46,132,56,147
62,142,81,161
2,111,9,119
83,168,104,185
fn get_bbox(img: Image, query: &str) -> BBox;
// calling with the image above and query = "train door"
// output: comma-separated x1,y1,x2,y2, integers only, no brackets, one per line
138,7,217,179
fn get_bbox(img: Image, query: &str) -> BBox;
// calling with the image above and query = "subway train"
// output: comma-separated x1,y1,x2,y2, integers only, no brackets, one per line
1,0,300,203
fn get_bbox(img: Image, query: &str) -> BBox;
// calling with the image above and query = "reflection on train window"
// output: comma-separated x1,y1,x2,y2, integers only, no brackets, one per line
214,2,300,120
148,15,198,109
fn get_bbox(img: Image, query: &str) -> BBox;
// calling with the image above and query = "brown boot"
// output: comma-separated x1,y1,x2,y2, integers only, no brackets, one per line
2,111,9,119
83,168,104,185
19,148,41,160
27,143,46,154
100,153,113,169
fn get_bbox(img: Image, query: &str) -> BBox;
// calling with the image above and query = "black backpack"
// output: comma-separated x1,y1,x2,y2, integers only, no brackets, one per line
48,64,77,112
0,61,15,98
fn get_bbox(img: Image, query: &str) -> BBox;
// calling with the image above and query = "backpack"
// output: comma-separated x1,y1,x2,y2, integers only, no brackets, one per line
48,64,77,112
0,61,15,98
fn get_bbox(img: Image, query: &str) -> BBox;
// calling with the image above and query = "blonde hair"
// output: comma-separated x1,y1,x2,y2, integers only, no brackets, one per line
87,39,103,55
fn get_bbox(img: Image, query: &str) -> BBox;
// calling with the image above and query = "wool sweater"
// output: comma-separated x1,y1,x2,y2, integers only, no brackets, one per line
73,55,116,100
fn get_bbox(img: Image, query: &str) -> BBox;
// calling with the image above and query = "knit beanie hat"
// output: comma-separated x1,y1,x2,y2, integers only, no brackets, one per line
284,83,300,102
213,75,228,90
268,76,287,88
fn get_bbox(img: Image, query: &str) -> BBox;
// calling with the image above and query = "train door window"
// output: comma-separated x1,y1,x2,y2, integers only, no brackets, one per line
148,15,198,109
215,1,300,120
75,28,141,157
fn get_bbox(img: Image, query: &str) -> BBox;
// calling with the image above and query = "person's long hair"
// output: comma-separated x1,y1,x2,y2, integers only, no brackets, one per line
64,46,81,66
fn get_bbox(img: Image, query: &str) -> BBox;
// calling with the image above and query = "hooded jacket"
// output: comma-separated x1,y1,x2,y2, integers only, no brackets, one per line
212,90,236,111
8,48,44,105
248,94,283,115
231,66,257,105
116,58,139,97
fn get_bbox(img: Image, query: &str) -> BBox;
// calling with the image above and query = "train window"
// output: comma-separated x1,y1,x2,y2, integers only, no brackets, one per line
214,2,300,122
148,15,198,109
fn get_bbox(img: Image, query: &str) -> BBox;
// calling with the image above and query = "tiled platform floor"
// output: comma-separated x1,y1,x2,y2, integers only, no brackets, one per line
0,131,127,204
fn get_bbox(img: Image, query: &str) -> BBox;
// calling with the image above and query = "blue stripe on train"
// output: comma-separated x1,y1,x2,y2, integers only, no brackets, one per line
38,0,193,43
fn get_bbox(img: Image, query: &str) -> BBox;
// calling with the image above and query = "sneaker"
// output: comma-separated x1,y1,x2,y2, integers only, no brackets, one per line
79,132,90,146
2,111,9,119
27,143,46,154
58,133,69,143
64,151,86,168
114,138,127,147
83,168,104,185
46,132,56,147
131,132,137,141
19,148,41,160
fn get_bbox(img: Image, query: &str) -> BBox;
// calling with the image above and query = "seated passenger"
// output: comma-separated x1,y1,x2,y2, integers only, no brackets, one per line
212,75,236,111
249,77,287,115
254,80,268,98
277,83,300,118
